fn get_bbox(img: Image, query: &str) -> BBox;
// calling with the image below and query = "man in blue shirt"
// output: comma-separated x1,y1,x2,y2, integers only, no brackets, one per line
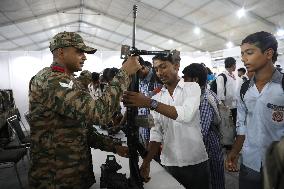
137,59,162,148
225,31,284,189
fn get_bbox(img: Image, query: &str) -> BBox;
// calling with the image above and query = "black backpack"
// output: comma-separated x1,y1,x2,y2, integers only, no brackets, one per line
210,73,227,95
240,73,284,102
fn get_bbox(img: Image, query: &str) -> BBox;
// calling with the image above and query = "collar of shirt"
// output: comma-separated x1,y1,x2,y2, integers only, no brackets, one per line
225,70,236,80
249,69,282,87
160,78,183,93
51,62,65,73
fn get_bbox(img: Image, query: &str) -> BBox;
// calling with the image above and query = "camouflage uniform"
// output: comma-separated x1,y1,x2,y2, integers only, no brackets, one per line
77,70,93,91
28,32,130,189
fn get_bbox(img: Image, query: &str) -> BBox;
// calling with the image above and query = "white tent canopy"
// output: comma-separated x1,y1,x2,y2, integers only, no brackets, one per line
0,0,284,53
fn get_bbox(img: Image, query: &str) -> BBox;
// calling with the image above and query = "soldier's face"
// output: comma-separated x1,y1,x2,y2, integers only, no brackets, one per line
62,47,87,74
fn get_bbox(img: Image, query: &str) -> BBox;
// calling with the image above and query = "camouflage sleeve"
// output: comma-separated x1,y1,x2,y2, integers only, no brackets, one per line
36,69,130,125
87,126,122,152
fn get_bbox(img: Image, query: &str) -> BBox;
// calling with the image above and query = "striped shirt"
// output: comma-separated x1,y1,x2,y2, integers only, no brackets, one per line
200,89,225,189
138,69,162,145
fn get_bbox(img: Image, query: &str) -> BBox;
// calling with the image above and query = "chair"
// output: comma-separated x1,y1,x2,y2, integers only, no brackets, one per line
7,115,30,147
0,148,27,189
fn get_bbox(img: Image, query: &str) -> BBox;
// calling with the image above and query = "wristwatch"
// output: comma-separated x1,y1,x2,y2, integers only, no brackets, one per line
150,99,158,110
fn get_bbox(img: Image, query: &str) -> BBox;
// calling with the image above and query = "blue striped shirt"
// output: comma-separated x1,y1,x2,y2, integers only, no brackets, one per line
138,69,162,143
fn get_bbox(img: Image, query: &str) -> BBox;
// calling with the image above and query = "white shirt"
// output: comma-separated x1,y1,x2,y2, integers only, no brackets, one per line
216,70,239,109
88,83,102,100
236,70,284,172
150,80,208,167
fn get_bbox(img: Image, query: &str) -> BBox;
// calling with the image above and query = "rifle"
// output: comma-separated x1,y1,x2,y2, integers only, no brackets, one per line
121,5,174,189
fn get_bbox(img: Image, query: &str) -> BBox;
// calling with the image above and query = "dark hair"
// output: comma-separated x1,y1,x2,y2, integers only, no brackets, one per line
237,67,246,74
152,52,181,64
102,67,119,82
206,67,213,75
92,72,100,82
242,31,278,62
224,57,236,68
140,60,152,68
182,63,207,87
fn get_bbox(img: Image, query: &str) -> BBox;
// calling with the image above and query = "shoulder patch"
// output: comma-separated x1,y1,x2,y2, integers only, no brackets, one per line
59,80,74,89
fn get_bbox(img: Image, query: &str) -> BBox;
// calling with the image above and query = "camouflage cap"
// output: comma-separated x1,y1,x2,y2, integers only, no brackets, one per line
78,70,93,87
49,31,97,54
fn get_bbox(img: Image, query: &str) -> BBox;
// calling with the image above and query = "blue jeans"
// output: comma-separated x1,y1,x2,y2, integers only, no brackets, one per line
239,164,261,189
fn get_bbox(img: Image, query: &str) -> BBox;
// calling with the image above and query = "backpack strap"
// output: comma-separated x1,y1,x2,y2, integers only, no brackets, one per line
207,92,221,125
219,73,227,96
240,80,251,102
240,73,283,102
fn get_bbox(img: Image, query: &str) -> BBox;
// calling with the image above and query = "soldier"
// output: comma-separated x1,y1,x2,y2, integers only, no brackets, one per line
28,31,141,189
77,70,93,91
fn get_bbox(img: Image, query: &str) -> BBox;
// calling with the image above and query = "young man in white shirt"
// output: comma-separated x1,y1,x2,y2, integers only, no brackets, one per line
217,57,239,148
225,31,284,189
123,53,210,189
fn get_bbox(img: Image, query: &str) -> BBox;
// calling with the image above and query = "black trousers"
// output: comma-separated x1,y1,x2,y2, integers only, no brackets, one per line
165,160,211,189
239,164,261,189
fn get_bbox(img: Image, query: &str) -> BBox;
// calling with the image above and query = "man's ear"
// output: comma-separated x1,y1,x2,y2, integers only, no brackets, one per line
174,62,180,72
265,48,274,60
53,48,64,59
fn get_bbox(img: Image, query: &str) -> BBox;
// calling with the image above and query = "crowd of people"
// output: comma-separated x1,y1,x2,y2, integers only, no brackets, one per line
27,30,284,189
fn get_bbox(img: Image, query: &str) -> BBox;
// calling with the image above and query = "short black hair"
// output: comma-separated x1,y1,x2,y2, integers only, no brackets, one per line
237,67,246,74
102,67,119,82
241,31,278,62
92,72,100,82
138,56,152,68
152,51,181,64
182,63,207,87
141,60,152,68
206,67,213,75
224,57,236,68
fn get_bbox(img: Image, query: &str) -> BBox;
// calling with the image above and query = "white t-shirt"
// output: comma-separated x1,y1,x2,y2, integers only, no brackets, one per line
150,79,208,167
216,70,239,109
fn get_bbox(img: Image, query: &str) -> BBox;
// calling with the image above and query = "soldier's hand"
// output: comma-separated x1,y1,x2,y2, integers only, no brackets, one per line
115,145,129,158
140,161,151,182
122,91,151,108
225,151,239,172
121,56,141,75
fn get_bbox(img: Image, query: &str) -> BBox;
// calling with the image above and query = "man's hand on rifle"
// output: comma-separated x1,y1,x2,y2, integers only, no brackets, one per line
140,161,151,183
115,145,129,158
122,91,150,108
121,56,141,75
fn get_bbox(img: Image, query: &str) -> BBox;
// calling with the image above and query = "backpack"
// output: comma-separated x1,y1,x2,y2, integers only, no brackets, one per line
240,73,284,102
202,91,234,145
263,137,284,189
210,73,227,95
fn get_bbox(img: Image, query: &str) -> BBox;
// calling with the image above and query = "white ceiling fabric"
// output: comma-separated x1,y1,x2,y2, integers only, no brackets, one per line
0,0,283,53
